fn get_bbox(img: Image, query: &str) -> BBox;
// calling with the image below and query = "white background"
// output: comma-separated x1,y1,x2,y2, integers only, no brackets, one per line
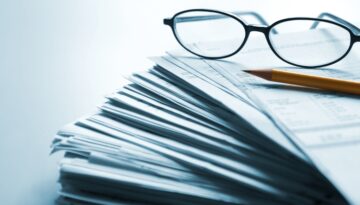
0,0,358,204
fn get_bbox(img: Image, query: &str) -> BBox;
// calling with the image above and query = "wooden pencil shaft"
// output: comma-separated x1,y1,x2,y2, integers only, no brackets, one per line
271,69,360,95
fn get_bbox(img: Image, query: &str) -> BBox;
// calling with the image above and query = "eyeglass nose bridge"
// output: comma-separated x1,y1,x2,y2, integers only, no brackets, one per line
247,24,269,34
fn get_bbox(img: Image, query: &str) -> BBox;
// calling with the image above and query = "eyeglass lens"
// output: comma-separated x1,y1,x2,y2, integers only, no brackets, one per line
269,20,351,67
174,11,246,58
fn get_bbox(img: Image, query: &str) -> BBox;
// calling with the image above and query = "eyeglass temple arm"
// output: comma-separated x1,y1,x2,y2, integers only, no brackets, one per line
232,11,272,26
164,11,277,34
311,12,360,35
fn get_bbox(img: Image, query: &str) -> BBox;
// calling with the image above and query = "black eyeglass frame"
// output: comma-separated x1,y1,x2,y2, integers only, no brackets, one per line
164,9,360,68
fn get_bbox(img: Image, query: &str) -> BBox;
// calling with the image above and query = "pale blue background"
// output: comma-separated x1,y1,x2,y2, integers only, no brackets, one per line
0,0,358,204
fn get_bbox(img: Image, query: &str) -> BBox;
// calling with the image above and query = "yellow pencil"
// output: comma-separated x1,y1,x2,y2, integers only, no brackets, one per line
244,69,360,95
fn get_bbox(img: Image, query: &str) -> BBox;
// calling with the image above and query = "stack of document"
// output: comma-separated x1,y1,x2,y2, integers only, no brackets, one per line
52,34,360,205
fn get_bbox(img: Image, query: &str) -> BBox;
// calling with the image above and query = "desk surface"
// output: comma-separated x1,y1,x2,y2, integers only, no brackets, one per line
0,0,358,204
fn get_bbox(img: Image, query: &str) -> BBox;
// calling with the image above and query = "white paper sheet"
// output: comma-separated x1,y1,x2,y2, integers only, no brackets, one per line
168,28,360,204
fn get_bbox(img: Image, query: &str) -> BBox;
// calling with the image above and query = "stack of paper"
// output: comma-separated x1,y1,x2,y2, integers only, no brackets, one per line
52,32,360,205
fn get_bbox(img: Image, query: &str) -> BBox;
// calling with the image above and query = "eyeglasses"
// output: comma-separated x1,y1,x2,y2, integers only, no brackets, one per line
164,9,360,68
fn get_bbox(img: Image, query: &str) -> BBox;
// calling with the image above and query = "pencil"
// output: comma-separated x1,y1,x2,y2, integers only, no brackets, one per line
244,69,360,95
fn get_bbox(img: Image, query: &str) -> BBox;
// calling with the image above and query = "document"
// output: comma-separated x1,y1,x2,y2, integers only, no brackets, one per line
52,26,354,205
167,29,360,204
150,56,308,162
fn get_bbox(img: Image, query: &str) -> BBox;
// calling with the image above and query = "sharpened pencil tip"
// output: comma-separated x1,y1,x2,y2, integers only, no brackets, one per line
243,69,272,80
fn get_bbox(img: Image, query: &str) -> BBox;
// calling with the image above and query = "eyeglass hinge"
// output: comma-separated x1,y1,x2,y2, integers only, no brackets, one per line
163,18,173,26
355,35,360,42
